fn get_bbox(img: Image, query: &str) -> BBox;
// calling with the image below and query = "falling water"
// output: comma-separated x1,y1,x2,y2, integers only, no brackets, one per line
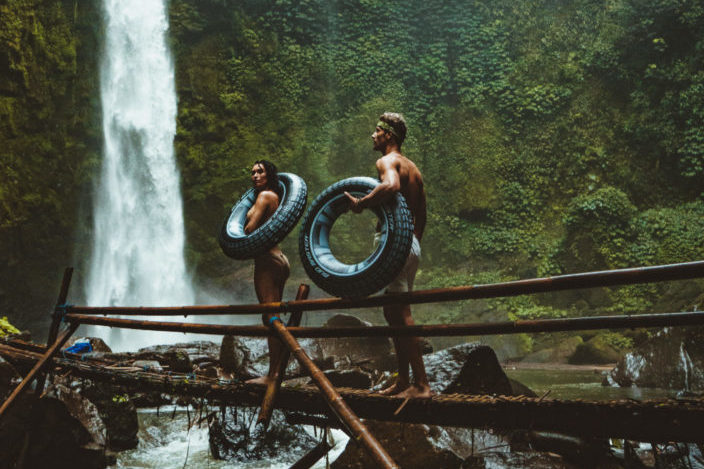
85,0,195,350
679,342,694,392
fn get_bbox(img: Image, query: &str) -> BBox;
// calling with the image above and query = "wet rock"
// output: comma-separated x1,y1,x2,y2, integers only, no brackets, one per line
608,326,704,391
569,335,620,365
652,442,704,469
462,451,578,468
132,360,163,371
78,381,139,451
424,343,514,395
522,337,583,364
316,314,395,371
0,356,19,398
508,378,537,397
208,408,317,464
219,334,246,373
623,440,655,469
319,367,373,389
0,384,113,469
528,431,610,468
137,341,221,367
164,349,192,373
331,421,465,469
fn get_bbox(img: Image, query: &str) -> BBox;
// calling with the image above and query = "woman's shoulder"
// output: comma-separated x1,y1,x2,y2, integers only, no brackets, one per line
256,189,280,203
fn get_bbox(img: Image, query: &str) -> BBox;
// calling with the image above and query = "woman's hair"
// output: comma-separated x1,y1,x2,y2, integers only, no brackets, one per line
253,159,280,193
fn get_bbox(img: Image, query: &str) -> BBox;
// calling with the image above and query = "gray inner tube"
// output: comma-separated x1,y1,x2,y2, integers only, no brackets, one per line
299,176,413,298
308,191,389,276
218,172,307,260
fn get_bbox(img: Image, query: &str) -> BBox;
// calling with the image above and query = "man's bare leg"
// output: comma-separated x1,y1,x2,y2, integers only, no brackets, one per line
383,303,433,398
379,304,411,395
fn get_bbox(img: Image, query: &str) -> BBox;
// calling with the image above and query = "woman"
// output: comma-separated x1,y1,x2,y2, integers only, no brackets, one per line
243,159,290,386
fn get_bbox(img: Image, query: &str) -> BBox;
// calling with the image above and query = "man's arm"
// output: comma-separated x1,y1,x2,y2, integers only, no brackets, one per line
414,186,427,241
345,158,400,213
245,191,278,233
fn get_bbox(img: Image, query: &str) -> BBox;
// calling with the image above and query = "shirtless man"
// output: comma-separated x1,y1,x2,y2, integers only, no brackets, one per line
242,160,290,386
344,112,433,398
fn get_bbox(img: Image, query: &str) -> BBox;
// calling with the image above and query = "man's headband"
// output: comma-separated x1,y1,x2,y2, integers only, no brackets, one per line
376,121,398,137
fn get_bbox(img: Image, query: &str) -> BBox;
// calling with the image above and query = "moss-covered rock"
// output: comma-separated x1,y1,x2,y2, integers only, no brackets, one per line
568,335,620,365
522,336,584,364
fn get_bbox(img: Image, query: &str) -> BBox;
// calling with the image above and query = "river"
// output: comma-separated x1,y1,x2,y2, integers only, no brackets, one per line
110,364,674,468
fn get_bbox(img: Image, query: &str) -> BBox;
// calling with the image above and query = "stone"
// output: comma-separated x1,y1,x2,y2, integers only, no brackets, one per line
132,360,163,371
462,451,578,468
568,335,620,365
0,384,112,469
164,349,192,373
316,314,395,371
423,343,514,395
318,368,373,389
0,356,19,398
607,326,704,391
331,421,464,469
77,381,139,451
522,337,583,364
219,334,246,373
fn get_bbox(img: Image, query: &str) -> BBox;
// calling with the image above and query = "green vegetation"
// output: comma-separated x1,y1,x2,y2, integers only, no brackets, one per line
1,0,703,358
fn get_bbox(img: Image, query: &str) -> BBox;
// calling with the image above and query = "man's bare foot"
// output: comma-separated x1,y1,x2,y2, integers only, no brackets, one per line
395,384,435,399
245,375,275,386
378,381,410,396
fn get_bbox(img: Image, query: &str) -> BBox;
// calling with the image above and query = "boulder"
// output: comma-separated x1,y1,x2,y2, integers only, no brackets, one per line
607,326,704,391
331,421,465,469
0,356,19,398
423,343,514,395
522,337,583,364
78,381,139,451
0,384,113,469
568,335,620,365
462,452,578,468
316,314,395,371
319,367,373,389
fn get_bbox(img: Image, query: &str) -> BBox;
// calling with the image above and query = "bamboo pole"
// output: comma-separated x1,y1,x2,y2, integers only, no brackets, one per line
257,284,310,429
36,267,74,397
290,440,332,469
3,343,703,443
65,310,704,338
65,260,704,316
0,323,78,421
269,318,398,469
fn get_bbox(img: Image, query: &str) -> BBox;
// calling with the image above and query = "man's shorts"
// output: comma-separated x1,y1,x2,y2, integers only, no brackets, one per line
374,234,421,293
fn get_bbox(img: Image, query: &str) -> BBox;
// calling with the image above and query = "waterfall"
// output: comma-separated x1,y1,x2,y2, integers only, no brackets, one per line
85,0,195,351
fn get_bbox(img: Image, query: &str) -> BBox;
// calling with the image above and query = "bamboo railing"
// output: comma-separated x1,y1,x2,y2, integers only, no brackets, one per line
2,260,704,468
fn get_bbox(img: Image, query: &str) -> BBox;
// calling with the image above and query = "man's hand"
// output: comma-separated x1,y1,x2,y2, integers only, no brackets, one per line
344,191,364,213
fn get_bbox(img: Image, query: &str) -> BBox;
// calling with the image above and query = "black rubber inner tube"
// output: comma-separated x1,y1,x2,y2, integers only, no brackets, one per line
299,176,413,298
218,172,307,260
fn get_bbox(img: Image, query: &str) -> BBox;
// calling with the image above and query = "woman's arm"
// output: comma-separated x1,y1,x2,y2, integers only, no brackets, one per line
245,191,279,234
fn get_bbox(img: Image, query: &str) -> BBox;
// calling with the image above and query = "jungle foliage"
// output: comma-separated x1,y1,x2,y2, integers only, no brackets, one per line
1,0,703,352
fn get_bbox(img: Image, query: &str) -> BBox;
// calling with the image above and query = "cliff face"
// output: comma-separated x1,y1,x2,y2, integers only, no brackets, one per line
2,0,704,346
0,0,101,334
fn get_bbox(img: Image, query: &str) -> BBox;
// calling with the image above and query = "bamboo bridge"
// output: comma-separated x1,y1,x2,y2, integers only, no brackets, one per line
2,260,704,468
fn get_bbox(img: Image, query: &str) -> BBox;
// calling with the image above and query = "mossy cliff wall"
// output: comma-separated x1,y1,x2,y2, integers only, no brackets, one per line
1,0,703,351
